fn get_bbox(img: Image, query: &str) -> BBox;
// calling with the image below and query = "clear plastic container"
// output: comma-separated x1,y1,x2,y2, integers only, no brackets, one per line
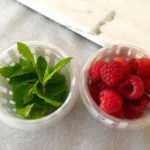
80,44,150,130
0,41,77,130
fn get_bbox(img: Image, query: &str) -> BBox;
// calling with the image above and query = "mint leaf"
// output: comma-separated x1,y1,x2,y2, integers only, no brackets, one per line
0,59,34,79
23,81,38,103
27,96,53,119
19,58,34,73
36,56,49,83
16,103,34,118
17,42,35,66
54,91,68,103
24,88,34,103
12,84,32,108
0,63,21,78
9,73,38,86
43,57,72,85
47,72,65,84
35,81,62,107
46,82,67,99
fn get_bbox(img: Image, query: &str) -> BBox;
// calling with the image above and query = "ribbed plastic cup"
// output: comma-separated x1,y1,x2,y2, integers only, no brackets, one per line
80,44,150,130
0,41,77,130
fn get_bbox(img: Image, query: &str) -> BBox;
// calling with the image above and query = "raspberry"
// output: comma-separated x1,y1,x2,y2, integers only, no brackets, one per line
89,60,106,82
126,94,150,113
119,75,144,100
137,58,150,79
124,107,142,119
110,107,124,118
89,83,100,105
116,57,131,75
101,61,125,86
128,58,138,74
99,89,123,113
145,80,150,94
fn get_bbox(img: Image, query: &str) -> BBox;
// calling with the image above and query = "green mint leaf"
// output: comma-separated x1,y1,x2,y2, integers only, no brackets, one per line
24,88,34,103
17,42,35,66
16,103,34,118
27,96,53,119
46,82,67,99
19,58,34,73
0,63,22,78
23,81,39,103
36,56,49,83
12,84,32,108
34,81,62,107
0,59,35,79
9,73,38,86
47,72,65,84
43,57,72,85
54,91,68,103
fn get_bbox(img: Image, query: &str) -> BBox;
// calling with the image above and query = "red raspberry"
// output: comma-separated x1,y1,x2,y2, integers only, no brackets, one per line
99,89,123,113
124,107,142,120
126,94,150,113
89,60,106,82
128,58,138,74
137,58,150,79
119,75,144,100
110,107,124,118
116,57,131,75
101,61,125,86
145,80,150,94
89,83,100,105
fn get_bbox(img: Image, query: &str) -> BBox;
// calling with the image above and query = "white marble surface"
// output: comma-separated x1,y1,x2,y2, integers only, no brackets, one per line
17,0,150,50
1,0,150,150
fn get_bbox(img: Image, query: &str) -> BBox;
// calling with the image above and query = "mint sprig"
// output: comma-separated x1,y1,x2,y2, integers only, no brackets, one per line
0,42,72,119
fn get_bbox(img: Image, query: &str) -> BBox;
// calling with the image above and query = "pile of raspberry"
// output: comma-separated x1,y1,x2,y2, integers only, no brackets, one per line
89,57,150,119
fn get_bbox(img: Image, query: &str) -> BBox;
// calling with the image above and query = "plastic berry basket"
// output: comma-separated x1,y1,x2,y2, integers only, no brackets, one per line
80,44,150,130
0,41,77,130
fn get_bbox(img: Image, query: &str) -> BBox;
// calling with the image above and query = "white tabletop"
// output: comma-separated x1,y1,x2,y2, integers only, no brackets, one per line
0,0,150,150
